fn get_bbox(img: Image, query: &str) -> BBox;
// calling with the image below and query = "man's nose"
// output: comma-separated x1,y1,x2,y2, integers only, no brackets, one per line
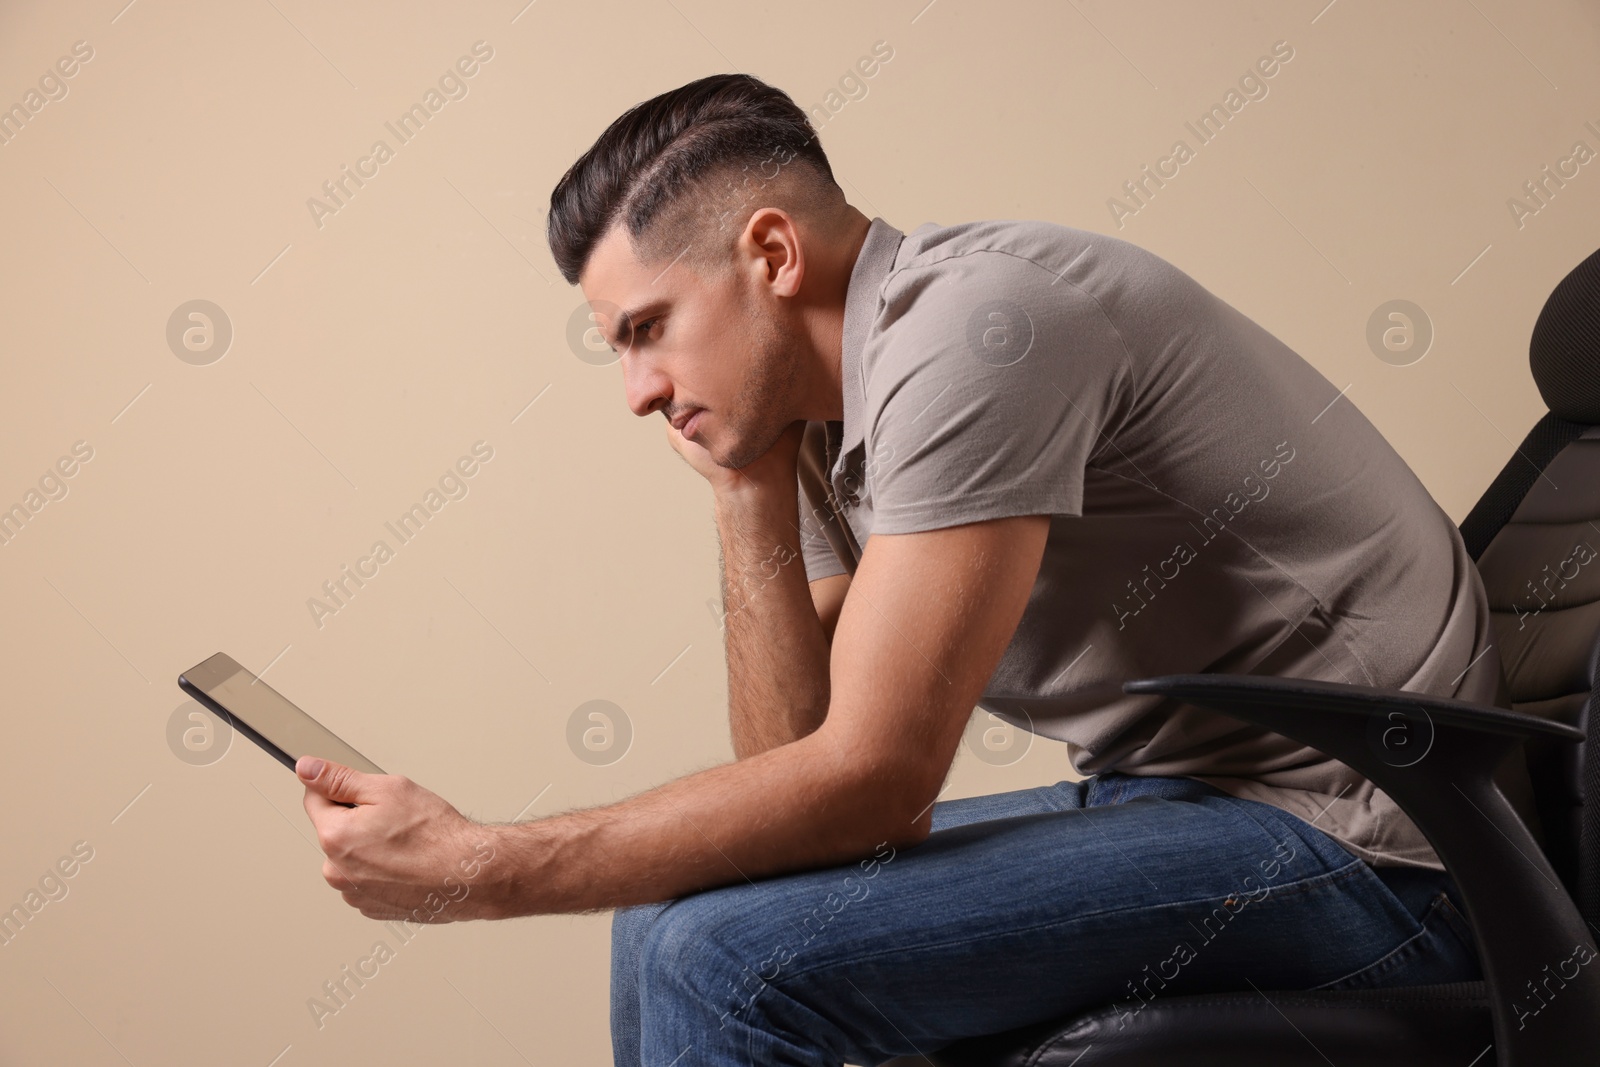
622,353,671,418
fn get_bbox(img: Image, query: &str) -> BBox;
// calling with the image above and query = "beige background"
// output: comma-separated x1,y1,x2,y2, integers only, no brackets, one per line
1,0,1597,1063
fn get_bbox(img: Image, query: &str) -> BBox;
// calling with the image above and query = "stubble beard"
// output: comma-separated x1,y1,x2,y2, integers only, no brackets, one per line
717,311,801,470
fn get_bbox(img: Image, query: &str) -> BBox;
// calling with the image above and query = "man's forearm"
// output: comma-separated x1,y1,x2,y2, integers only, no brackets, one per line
714,483,832,759
483,728,921,916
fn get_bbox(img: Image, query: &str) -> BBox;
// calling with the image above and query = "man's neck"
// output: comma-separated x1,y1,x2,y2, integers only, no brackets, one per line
807,211,874,424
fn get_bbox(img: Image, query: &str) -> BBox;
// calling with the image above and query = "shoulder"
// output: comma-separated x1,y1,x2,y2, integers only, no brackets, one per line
874,219,1195,336
860,220,1163,384
891,219,1171,284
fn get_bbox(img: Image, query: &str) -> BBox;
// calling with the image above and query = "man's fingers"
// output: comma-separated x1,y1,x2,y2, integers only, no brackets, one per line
304,788,346,817
297,756,377,805
323,859,354,891
336,885,441,924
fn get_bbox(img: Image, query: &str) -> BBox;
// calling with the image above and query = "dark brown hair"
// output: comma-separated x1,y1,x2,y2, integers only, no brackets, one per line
546,73,842,286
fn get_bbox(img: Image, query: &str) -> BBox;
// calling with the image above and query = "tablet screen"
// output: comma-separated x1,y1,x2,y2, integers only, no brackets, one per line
180,652,385,775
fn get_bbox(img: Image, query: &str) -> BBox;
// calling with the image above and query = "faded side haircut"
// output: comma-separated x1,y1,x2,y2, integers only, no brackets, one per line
546,73,844,286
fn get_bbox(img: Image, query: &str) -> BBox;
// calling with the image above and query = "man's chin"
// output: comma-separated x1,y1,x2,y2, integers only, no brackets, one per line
724,437,785,471
721,446,761,470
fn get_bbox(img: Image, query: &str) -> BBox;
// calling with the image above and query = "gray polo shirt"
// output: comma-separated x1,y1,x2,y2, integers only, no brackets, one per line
797,216,1506,870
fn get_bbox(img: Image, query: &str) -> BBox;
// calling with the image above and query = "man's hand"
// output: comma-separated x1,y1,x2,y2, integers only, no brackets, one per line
297,756,502,923
666,416,807,496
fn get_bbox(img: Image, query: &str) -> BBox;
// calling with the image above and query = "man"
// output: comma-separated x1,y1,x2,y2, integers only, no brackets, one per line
298,73,1493,1064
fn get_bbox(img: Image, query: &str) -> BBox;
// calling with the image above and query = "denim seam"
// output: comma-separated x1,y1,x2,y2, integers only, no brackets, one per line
1042,780,1085,814
1105,775,1131,806
1311,890,1478,994
1311,911,1435,990
1432,891,1476,946
1418,891,1479,964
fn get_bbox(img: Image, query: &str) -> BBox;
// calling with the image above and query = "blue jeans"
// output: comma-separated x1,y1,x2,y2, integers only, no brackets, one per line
609,772,1480,1065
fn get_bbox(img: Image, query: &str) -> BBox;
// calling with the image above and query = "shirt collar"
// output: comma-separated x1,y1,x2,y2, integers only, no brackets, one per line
834,216,906,478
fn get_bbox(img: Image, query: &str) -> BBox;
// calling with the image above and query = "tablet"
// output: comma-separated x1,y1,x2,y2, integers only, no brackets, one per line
178,652,385,777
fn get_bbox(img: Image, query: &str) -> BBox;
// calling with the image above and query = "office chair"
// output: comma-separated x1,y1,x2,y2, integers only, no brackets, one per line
887,245,1600,1067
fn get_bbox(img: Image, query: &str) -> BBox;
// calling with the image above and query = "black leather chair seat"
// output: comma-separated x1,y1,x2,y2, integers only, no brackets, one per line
917,982,1492,1066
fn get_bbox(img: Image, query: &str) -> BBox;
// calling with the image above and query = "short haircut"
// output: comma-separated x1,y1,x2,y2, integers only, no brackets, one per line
546,73,844,287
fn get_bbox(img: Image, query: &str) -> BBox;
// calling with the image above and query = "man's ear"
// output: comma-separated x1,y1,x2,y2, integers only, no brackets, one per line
744,207,804,298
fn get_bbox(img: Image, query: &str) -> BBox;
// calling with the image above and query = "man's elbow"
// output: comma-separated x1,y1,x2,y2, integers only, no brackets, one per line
895,801,935,848
838,749,941,851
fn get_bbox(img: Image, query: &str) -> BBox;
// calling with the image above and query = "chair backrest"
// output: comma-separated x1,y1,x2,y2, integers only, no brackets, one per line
1459,245,1600,929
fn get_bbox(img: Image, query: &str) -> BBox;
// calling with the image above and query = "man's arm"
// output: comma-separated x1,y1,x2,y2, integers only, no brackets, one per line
480,513,1050,915
715,481,833,759
300,513,1049,920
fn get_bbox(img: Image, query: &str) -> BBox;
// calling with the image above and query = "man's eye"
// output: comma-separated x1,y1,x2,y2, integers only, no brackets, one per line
613,317,659,351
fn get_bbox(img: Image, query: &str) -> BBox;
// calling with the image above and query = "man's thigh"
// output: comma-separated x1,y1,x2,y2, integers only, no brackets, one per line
609,777,1088,1064
631,776,1440,1064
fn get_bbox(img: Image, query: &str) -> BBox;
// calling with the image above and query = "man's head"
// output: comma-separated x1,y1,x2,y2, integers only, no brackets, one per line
547,73,867,468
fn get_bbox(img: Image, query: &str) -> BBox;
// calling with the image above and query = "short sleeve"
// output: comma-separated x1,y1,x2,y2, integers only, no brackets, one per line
863,254,1131,535
797,478,849,582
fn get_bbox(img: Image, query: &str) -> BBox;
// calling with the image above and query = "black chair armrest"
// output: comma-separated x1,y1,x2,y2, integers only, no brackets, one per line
1122,673,1596,1066
1125,673,1582,742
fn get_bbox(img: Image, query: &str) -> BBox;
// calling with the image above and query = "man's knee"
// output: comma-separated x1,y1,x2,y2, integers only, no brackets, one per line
638,896,727,978
636,892,778,1018
611,899,675,977
635,891,881,1057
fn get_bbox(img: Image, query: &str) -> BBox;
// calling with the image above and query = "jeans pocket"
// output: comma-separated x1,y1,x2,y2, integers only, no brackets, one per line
1313,892,1484,992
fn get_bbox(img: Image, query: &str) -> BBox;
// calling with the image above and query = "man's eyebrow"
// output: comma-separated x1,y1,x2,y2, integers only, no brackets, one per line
609,301,666,349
